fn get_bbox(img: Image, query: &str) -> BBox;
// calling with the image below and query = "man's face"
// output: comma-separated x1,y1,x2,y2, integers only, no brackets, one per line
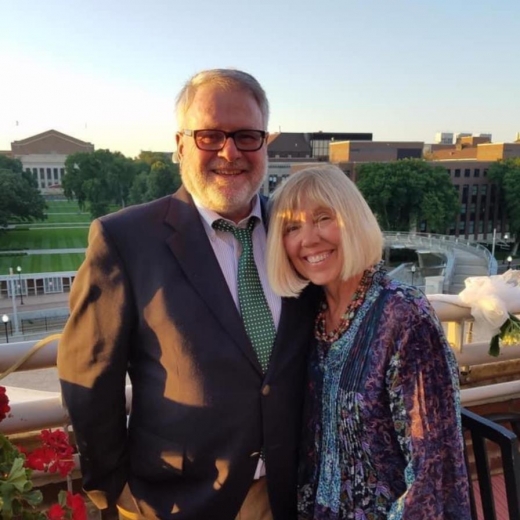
176,84,267,223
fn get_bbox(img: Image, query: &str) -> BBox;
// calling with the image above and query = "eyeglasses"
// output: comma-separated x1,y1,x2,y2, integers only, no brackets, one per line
182,129,267,152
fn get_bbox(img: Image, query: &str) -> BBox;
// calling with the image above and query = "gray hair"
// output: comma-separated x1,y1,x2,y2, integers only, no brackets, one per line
175,68,269,129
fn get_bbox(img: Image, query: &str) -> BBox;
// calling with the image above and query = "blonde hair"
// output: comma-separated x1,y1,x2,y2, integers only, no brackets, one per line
176,68,269,129
267,165,383,297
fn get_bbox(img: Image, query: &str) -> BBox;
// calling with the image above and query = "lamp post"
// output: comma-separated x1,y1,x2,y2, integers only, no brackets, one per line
8,268,19,334
411,264,416,285
507,255,513,270
2,314,9,343
16,265,24,305
491,228,497,259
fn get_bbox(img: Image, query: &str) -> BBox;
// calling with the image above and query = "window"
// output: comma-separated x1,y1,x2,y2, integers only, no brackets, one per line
455,169,461,177
464,169,471,177
462,184,469,203
474,168,480,177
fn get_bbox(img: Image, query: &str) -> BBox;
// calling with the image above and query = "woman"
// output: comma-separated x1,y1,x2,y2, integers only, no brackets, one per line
266,165,471,520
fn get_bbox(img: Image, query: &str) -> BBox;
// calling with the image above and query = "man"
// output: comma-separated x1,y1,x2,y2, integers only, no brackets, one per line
58,69,317,520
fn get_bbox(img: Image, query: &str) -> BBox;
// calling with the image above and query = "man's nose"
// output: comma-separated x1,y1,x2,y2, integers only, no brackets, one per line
218,137,242,162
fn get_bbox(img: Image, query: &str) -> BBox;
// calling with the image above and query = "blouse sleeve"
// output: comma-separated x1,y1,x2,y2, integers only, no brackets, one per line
384,294,471,520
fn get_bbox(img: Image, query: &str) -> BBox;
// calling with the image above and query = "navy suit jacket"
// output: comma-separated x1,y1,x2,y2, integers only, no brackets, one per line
58,187,318,519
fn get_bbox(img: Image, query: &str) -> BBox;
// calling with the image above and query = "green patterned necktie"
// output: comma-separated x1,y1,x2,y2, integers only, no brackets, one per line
213,217,275,373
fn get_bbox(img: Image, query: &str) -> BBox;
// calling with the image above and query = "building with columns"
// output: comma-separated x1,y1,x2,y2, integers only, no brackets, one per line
5,129,94,193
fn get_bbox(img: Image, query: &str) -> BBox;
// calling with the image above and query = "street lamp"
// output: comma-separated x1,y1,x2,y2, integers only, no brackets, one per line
411,264,416,285
16,266,24,305
2,314,9,343
507,255,513,270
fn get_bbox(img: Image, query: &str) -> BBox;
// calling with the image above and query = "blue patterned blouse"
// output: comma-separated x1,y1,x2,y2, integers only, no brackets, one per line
298,267,471,520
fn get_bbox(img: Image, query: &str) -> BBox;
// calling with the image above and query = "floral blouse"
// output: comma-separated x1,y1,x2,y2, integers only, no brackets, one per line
298,267,471,520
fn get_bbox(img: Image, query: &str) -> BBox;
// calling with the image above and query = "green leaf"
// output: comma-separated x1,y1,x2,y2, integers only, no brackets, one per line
489,334,500,357
6,457,31,492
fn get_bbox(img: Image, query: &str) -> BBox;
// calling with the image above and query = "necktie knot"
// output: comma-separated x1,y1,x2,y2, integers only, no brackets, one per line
212,218,257,244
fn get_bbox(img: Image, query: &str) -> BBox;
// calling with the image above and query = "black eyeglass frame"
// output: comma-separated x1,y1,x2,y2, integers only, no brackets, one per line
181,129,267,152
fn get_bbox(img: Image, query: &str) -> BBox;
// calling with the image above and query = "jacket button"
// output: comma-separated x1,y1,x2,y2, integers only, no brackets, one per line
262,384,271,396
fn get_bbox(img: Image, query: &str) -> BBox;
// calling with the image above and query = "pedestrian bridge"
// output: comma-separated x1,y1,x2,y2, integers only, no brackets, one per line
383,232,497,294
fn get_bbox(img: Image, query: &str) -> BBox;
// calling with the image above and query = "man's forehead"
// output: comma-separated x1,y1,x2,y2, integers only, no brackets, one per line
184,85,264,127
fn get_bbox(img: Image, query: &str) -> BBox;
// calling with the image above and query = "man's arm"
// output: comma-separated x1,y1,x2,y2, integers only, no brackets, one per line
58,218,135,509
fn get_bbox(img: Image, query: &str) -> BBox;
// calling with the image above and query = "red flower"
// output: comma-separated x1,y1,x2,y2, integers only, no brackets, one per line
47,503,66,520
66,492,87,520
24,429,75,477
0,385,11,423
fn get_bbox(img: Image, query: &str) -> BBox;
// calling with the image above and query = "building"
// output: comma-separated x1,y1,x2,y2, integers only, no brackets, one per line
330,140,423,164
264,131,372,193
6,129,94,193
327,135,520,242
267,131,372,161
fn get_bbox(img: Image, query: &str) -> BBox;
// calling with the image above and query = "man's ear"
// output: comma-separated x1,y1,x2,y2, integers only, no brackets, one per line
175,132,184,162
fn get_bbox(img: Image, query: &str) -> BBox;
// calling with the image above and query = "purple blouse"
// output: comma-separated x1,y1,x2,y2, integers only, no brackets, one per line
298,268,471,520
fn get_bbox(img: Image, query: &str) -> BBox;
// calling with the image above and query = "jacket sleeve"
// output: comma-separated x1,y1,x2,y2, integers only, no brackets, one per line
385,298,471,520
58,218,134,509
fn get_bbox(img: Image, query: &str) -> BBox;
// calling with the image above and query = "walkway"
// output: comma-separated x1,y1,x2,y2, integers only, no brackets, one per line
384,232,496,294
1,248,86,255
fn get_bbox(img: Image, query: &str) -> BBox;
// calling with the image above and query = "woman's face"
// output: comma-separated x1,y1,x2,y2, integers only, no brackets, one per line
282,197,344,289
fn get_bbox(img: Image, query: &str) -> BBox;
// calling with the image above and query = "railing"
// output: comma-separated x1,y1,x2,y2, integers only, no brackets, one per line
383,231,498,292
1,297,519,436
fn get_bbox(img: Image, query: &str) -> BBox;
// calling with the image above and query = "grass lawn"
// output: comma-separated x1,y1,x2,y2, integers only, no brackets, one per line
0,228,88,250
0,253,85,274
45,200,85,213
33,213,91,225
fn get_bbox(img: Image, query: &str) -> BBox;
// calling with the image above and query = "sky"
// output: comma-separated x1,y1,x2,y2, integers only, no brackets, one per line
1,0,519,158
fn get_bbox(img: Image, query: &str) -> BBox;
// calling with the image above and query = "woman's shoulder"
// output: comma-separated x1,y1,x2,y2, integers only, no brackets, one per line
377,275,437,321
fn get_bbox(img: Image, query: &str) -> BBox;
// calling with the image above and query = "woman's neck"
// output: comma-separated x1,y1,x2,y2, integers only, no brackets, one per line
323,273,364,332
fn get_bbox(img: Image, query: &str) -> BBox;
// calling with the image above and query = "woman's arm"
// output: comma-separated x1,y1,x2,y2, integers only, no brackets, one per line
385,295,471,520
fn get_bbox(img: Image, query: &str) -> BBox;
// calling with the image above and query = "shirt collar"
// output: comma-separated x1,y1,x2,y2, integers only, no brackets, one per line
192,194,263,234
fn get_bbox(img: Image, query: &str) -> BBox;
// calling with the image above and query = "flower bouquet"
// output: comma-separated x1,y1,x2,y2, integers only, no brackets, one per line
0,386,87,519
428,269,520,356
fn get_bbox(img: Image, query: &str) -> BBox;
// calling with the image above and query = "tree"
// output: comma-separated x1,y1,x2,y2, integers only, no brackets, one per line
356,159,459,233
128,152,181,205
0,158,46,232
62,150,137,218
488,158,520,255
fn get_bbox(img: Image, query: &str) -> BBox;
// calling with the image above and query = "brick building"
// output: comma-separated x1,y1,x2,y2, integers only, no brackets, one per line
3,129,94,193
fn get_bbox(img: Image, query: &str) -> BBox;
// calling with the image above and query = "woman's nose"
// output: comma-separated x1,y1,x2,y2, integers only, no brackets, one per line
300,223,320,246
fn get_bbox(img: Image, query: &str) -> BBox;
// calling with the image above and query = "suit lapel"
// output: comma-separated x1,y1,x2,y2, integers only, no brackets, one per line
164,187,262,374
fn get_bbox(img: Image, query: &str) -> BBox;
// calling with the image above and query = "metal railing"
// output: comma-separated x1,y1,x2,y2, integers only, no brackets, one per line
383,231,498,293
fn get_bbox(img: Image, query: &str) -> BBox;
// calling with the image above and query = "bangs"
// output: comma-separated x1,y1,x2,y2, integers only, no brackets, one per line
274,174,339,225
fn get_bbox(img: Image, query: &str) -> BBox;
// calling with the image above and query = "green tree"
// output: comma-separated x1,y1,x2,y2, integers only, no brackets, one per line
488,158,520,255
0,166,47,231
63,150,137,218
356,159,459,233
128,152,181,205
